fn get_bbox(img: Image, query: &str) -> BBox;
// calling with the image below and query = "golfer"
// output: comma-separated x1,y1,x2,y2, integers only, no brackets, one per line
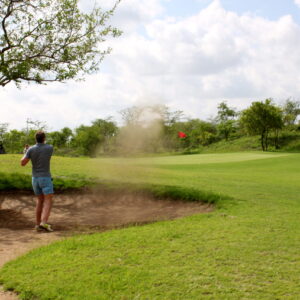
21,131,54,232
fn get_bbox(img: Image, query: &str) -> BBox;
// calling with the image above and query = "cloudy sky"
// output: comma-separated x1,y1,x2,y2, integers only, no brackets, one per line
2,0,300,130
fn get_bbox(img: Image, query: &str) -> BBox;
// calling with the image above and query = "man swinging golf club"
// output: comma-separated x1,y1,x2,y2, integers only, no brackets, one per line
21,131,54,232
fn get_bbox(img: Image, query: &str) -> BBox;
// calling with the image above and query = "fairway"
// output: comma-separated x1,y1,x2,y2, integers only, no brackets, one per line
0,152,300,299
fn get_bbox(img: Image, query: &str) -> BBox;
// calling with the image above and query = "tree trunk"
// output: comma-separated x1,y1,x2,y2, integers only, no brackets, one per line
274,129,280,149
261,132,265,151
265,130,269,151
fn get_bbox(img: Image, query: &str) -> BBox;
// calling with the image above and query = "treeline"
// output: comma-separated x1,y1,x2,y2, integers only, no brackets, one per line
1,99,300,156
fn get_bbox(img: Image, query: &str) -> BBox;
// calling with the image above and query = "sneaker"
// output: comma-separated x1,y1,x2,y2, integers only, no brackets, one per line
34,225,44,232
39,223,54,232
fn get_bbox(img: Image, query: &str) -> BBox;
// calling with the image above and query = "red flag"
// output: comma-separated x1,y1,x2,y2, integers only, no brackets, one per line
178,131,187,138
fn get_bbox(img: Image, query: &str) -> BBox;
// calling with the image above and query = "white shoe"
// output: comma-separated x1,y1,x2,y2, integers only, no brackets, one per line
40,223,54,232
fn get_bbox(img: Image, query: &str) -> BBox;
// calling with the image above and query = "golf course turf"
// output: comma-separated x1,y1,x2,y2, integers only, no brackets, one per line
0,152,299,299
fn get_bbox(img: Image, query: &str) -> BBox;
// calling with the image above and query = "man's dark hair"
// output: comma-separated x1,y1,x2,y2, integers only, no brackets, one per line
35,131,46,143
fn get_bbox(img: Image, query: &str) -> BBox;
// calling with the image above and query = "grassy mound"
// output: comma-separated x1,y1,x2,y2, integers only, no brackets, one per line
202,136,262,153
0,172,94,191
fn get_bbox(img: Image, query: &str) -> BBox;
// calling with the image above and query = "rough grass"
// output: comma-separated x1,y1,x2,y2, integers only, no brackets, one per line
201,134,300,153
0,172,93,191
0,152,300,299
202,136,262,153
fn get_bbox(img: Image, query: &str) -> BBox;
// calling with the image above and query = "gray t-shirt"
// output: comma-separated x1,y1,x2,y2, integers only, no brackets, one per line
25,143,53,177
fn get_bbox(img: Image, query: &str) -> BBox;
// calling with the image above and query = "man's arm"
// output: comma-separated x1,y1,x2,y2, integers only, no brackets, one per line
21,156,30,166
21,147,31,166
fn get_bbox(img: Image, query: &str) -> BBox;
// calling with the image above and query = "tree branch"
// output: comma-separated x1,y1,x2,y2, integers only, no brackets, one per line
1,0,14,53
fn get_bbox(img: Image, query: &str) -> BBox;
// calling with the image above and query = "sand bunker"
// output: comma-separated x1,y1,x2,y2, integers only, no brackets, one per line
0,190,212,299
0,190,213,232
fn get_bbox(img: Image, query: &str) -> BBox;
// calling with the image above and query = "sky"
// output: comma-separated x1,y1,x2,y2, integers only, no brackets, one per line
2,0,300,130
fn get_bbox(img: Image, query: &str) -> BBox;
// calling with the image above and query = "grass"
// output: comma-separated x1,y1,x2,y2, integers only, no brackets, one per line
201,136,262,153
0,152,300,299
199,133,300,153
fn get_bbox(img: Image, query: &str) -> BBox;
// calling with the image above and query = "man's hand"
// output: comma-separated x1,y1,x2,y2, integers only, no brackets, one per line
21,156,30,166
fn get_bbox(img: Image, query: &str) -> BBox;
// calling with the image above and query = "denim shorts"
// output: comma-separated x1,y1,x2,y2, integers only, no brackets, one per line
32,177,54,195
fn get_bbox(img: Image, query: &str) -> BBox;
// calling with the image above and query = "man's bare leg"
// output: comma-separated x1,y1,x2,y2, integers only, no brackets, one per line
41,194,53,224
36,194,44,226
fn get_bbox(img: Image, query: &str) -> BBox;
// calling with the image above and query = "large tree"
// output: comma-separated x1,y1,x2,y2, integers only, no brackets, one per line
240,99,283,151
0,0,121,86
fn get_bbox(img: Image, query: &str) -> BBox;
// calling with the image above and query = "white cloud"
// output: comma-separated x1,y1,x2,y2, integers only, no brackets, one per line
2,0,300,130
106,1,300,109
295,0,300,8
92,0,166,33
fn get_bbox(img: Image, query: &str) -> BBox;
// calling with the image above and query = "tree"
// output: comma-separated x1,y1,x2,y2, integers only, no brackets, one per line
0,0,121,86
2,128,26,153
0,122,8,141
25,118,47,132
48,127,73,148
72,118,117,156
216,101,237,141
217,101,236,121
173,119,217,149
91,118,118,153
240,99,283,151
22,118,48,144
119,106,144,127
72,125,100,156
162,106,184,127
282,99,300,127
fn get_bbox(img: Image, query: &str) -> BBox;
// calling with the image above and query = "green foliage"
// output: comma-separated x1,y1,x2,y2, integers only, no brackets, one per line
98,182,228,205
181,119,217,147
217,120,237,141
0,172,95,191
0,123,8,142
269,130,300,152
282,99,300,127
3,129,26,153
216,101,238,141
0,0,121,86
217,101,237,121
71,118,118,156
0,172,31,190
201,136,262,153
2,102,300,156
48,127,73,149
240,99,283,151
2,129,37,154
162,118,218,152
143,184,228,205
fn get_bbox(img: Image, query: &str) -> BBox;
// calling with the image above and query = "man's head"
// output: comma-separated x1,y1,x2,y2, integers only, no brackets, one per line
35,131,46,143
